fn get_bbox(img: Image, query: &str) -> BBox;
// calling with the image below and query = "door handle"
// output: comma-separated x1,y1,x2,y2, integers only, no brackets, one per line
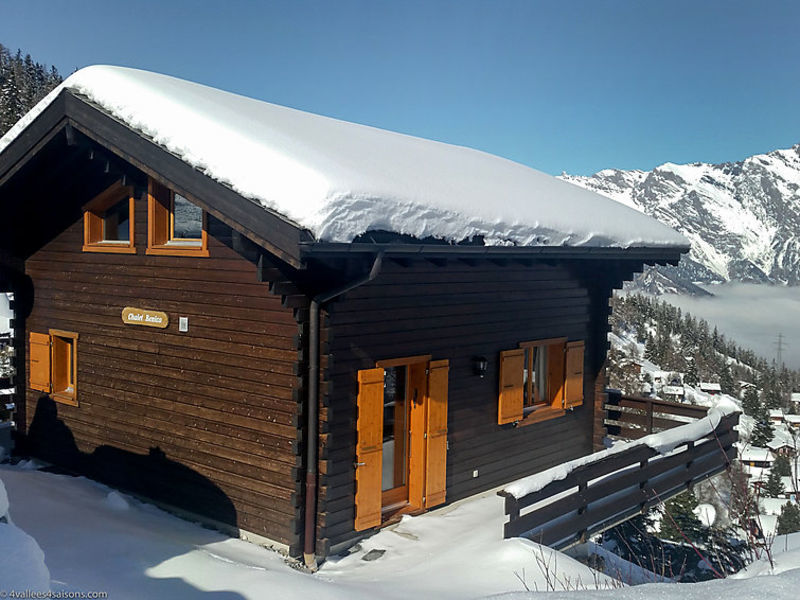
354,462,366,468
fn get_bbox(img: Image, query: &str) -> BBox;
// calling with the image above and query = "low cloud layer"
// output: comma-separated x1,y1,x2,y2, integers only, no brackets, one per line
661,284,800,370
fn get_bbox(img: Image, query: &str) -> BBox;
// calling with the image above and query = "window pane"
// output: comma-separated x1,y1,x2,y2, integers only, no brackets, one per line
102,199,130,242
382,366,408,491
173,193,203,239
52,336,75,393
523,348,530,405
534,346,548,403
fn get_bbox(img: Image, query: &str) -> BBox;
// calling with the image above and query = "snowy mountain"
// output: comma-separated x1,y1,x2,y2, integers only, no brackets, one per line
561,144,800,291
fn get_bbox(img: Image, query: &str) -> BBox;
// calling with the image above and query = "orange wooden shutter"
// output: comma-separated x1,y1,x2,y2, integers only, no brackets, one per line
29,332,51,393
547,343,566,408
498,349,524,424
564,341,585,408
148,178,171,247
424,360,449,509
354,367,384,531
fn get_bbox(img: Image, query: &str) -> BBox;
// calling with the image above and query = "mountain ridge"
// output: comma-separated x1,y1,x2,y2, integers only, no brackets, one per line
560,143,800,292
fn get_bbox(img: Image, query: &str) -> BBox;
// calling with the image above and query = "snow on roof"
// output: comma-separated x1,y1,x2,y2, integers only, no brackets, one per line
0,66,690,249
761,497,792,515
738,446,775,462
699,382,722,391
700,381,722,392
768,438,794,449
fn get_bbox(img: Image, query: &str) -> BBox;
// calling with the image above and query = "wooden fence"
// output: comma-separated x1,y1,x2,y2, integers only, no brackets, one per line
604,389,710,440
498,410,739,550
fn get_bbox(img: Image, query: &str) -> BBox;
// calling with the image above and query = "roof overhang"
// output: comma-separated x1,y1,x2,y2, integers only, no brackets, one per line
300,241,689,265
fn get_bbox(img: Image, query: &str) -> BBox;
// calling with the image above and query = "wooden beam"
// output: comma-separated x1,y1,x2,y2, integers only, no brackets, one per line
65,123,76,146
426,257,447,267
0,94,67,187
390,257,412,268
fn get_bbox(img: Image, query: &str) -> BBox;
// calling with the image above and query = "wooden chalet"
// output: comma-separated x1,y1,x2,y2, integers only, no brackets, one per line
0,67,689,567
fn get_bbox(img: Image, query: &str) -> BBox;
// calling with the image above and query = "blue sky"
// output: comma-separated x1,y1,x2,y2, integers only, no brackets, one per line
2,0,799,175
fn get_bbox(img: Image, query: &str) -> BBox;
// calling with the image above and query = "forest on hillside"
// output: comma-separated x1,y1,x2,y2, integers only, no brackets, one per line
0,43,62,136
608,293,800,411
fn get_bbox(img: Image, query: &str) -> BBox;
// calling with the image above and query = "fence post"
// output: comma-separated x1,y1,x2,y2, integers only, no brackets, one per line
685,441,695,490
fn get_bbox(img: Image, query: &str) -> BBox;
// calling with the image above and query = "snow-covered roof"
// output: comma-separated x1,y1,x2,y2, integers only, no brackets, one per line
768,438,795,450
739,446,775,462
699,382,722,391
761,497,792,515
0,66,689,250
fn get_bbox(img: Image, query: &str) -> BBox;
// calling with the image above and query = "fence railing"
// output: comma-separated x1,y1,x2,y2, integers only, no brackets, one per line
604,389,710,440
497,409,739,550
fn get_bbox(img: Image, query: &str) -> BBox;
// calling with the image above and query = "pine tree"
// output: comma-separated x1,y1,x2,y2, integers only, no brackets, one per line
751,416,774,447
742,386,761,417
685,358,699,386
773,454,791,478
0,43,62,137
776,502,800,535
659,490,708,544
761,366,784,409
644,331,656,362
764,468,786,497
719,363,735,396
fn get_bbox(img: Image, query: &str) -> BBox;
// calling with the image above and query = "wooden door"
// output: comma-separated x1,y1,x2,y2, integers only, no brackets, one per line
356,357,451,527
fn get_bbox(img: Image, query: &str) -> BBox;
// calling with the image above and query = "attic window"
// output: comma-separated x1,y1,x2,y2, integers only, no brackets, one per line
147,178,209,257
82,181,136,254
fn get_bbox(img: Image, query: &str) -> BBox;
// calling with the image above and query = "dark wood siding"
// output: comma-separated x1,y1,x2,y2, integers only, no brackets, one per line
20,191,303,550
317,260,605,553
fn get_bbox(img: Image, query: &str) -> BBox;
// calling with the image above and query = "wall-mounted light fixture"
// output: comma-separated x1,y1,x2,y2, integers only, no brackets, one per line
473,356,488,378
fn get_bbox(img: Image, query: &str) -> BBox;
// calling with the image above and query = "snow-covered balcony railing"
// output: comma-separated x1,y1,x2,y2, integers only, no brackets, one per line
604,389,710,441
497,406,739,550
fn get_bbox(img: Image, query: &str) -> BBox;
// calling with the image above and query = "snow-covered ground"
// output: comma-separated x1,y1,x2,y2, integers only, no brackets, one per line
2,463,800,599
0,464,614,599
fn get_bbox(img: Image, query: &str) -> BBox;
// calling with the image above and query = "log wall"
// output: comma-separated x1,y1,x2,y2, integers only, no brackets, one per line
20,189,304,551
317,259,611,554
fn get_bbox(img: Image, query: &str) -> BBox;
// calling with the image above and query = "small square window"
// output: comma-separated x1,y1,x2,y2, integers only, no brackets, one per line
82,181,136,254
498,338,584,426
50,329,78,406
